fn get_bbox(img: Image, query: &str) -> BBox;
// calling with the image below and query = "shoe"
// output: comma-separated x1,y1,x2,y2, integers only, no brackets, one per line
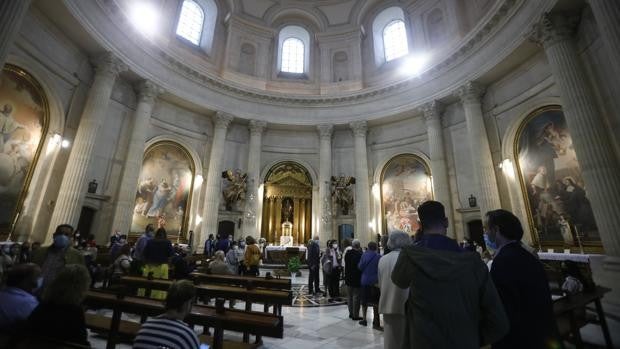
352,317,363,321
373,324,384,331
348,314,353,319
358,320,367,326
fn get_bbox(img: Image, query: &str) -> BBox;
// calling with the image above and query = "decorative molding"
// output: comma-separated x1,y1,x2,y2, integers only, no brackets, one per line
349,120,367,137
421,100,443,123
136,79,164,104
530,12,580,48
214,112,234,129
456,81,486,105
92,51,127,78
316,124,334,139
249,119,267,135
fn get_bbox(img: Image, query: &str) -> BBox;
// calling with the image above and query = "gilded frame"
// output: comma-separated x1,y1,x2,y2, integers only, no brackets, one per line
380,153,433,235
513,105,603,253
0,64,50,235
130,140,196,235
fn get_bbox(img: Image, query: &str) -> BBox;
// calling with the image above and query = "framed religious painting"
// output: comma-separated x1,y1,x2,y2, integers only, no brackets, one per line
381,154,433,234
130,141,195,235
514,105,602,252
0,65,49,235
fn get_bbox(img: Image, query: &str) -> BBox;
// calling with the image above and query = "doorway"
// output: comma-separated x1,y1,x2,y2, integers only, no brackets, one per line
77,207,96,241
467,219,484,249
218,220,235,239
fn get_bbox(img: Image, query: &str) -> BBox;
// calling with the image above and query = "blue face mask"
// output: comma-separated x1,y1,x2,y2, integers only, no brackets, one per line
53,234,70,249
483,233,498,251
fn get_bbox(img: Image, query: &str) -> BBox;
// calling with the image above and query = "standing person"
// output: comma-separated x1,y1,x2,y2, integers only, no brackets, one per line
344,239,363,320
32,224,85,289
216,234,233,254
485,209,558,349
134,224,155,263
27,264,91,346
306,236,321,295
341,238,352,271
0,263,41,329
203,234,215,257
133,280,201,349
225,241,240,274
322,240,342,301
243,236,261,276
391,201,509,348
142,228,174,299
358,241,381,330
378,231,412,348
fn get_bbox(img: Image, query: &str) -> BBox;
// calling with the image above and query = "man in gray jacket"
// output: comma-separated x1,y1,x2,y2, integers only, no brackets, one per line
391,201,509,349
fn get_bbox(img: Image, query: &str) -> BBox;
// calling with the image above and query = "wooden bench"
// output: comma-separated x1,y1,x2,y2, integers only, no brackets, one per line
190,272,291,291
84,290,282,349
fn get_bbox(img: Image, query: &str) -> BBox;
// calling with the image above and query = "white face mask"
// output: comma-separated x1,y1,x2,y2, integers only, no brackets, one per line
332,244,338,249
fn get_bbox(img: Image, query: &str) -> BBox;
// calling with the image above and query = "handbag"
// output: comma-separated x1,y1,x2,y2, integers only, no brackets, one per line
323,259,333,274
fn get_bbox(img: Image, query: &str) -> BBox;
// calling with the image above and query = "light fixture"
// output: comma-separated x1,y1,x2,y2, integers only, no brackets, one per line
128,1,159,36
61,139,70,148
400,53,430,77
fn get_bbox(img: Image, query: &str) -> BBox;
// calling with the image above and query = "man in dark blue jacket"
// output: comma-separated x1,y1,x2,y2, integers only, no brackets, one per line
307,236,321,295
485,209,560,349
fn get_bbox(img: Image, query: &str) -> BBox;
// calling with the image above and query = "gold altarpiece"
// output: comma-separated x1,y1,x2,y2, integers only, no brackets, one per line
261,162,312,245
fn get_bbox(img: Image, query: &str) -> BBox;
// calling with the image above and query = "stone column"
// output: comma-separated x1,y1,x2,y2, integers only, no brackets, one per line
317,124,333,242
534,13,620,259
245,120,266,239
0,0,32,68
422,101,455,236
275,197,282,240
48,53,127,236
456,82,502,218
200,112,233,246
588,0,620,80
110,80,163,234
350,121,371,245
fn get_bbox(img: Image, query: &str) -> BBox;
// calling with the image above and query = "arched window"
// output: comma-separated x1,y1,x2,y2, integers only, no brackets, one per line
277,26,310,75
372,7,410,66
281,38,305,73
176,0,204,45
383,20,408,62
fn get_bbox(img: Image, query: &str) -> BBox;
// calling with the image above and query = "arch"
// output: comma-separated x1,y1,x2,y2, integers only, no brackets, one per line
372,6,409,66
175,0,218,54
264,6,328,32
277,25,311,74
260,158,318,186
379,153,433,234
0,64,51,237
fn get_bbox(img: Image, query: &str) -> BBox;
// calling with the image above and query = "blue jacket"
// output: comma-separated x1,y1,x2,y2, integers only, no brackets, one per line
358,250,380,286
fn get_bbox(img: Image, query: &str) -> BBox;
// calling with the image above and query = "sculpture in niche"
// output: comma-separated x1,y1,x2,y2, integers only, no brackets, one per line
222,169,247,211
332,51,349,82
0,65,48,235
239,42,257,76
331,175,355,215
426,8,446,47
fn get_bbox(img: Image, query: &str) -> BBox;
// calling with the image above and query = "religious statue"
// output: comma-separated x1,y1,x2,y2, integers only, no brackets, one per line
331,175,355,215
222,169,247,211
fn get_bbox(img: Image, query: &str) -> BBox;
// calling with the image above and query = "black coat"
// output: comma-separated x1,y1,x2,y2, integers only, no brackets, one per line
28,303,89,345
344,248,363,287
307,241,321,267
490,242,557,349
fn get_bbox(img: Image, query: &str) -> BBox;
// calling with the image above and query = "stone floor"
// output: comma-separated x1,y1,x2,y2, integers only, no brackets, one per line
88,268,620,349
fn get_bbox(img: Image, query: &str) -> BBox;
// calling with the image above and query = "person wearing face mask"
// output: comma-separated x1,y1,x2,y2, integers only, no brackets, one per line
0,263,41,329
32,224,85,289
322,240,342,301
133,280,201,349
226,241,240,274
484,209,558,349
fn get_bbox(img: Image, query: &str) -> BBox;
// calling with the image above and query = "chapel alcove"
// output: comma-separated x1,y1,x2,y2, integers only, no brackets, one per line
260,161,312,245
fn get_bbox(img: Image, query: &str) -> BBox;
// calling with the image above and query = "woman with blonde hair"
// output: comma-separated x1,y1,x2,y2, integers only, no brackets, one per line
27,264,91,346
243,236,261,276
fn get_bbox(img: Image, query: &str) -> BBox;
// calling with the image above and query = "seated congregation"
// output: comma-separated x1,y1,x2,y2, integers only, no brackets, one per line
0,200,611,348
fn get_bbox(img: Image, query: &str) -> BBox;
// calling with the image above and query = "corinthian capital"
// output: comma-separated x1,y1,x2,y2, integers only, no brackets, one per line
214,112,234,129
530,12,579,48
92,52,128,78
456,81,485,105
136,80,164,104
421,101,443,123
317,124,333,140
349,121,367,137
249,120,267,135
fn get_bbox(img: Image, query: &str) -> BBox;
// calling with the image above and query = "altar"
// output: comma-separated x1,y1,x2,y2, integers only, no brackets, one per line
264,245,307,265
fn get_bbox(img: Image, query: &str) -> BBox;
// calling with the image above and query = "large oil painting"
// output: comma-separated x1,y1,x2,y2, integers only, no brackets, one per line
381,154,433,234
515,106,600,249
130,141,194,234
0,65,48,234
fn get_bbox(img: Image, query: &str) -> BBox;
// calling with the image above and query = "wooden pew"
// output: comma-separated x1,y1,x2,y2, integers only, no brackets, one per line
84,290,282,349
190,272,291,291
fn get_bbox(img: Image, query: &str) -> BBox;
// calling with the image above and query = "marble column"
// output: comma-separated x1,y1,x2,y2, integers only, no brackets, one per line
534,13,620,259
200,112,233,246
422,101,454,236
275,197,282,240
245,120,266,239
111,80,163,234
317,124,333,242
588,0,620,80
456,82,502,218
350,121,371,245
0,0,32,69
48,53,127,237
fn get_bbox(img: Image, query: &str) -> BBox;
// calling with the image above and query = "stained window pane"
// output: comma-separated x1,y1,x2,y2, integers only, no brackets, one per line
383,20,408,62
176,0,204,45
281,38,304,73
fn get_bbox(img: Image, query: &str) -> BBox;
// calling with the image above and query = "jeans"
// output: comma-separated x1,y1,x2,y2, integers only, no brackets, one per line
308,265,320,293
347,286,361,318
